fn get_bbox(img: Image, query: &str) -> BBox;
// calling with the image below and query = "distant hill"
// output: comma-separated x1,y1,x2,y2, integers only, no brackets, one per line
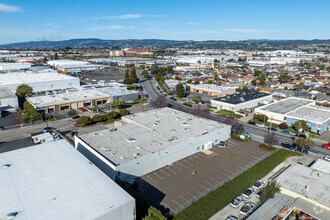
1,38,330,50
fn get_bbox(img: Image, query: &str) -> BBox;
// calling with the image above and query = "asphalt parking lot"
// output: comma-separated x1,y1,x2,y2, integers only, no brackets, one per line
136,140,269,215
77,68,126,84
0,137,34,153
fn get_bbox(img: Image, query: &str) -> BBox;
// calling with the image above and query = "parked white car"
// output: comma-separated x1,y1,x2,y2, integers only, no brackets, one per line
252,180,265,190
230,195,246,209
240,202,256,216
242,187,256,199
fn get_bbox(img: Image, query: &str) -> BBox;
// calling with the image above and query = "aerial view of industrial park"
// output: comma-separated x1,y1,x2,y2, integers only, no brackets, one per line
0,1,329,220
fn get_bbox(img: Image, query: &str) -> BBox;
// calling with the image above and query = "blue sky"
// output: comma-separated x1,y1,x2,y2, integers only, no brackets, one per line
0,0,329,44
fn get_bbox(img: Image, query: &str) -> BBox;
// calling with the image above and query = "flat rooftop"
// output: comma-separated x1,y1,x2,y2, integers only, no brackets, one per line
96,86,138,96
258,97,313,114
190,84,234,92
0,140,134,220
310,159,330,175
0,71,78,86
285,105,330,124
0,87,16,99
247,193,330,220
213,91,271,104
276,163,330,208
79,108,229,165
27,89,109,107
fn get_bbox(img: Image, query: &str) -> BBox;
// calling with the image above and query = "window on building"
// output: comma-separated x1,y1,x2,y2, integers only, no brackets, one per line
197,147,200,151
215,139,218,143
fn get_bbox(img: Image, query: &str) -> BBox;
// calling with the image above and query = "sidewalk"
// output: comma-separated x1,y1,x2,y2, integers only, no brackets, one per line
209,153,318,220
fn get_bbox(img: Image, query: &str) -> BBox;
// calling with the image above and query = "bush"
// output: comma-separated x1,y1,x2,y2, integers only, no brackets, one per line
279,122,288,129
259,144,276,152
23,101,43,121
259,181,281,204
105,111,120,120
253,114,268,122
78,116,91,125
92,114,103,123
119,109,130,116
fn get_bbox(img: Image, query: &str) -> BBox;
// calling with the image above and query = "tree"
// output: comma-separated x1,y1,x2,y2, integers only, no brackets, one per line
119,109,130,116
92,114,103,123
279,122,288,129
295,138,315,151
187,79,192,83
42,57,48,63
124,69,132,84
113,100,126,108
231,121,244,135
155,76,165,82
254,114,268,123
54,52,59,60
176,83,185,98
105,111,120,120
78,116,91,125
16,84,33,108
192,95,202,103
192,105,211,119
142,70,149,79
143,206,166,220
259,181,281,204
291,120,309,132
130,67,138,83
207,79,213,84
254,70,263,76
264,132,278,146
150,95,168,108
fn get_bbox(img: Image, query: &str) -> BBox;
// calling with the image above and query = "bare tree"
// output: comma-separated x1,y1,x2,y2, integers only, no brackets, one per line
231,121,244,135
264,132,278,146
149,95,168,108
191,105,211,119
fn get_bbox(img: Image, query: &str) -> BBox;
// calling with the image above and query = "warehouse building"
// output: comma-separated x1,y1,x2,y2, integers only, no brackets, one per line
211,92,273,111
75,108,231,181
47,60,105,73
0,87,18,114
0,62,31,71
0,140,135,220
255,97,330,134
0,70,80,92
96,86,139,103
26,88,110,113
189,84,236,97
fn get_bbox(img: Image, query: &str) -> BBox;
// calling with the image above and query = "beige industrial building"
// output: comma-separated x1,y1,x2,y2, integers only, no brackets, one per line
189,84,236,97
26,89,110,113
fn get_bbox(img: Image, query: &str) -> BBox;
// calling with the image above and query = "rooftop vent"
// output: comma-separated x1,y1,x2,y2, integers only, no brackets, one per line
3,164,11,168
305,186,310,191
127,138,136,143
317,173,322,178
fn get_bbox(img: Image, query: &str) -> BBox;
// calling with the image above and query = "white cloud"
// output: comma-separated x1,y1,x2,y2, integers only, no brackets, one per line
0,3,23,12
93,14,141,20
45,22,53,26
86,25,128,31
149,14,164,18
188,22,195,25
224,29,279,34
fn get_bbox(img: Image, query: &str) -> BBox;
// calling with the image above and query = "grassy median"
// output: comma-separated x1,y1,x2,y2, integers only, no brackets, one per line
173,149,301,220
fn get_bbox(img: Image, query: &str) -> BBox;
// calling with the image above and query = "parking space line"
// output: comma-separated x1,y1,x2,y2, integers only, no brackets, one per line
172,199,184,209
177,161,189,168
162,202,175,211
160,169,170,177
198,184,208,191
210,177,219,184
204,180,213,187
186,191,197,200
171,164,183,171
179,195,189,203
196,153,208,159
165,166,176,174
192,187,202,194
146,175,158,183
193,154,204,161
183,159,194,166
249,154,259,159
153,172,164,180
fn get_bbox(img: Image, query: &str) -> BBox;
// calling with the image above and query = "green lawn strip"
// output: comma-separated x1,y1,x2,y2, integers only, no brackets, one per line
173,149,301,220
158,81,170,94
217,109,243,119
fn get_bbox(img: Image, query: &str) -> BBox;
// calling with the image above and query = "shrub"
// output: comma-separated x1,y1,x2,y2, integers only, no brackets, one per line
78,116,91,125
279,122,288,129
105,111,120,120
119,109,130,116
92,114,103,123
259,144,276,151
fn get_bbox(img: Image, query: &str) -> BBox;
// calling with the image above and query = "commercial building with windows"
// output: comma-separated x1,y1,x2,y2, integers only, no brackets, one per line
189,84,236,97
211,92,273,111
164,79,186,93
75,108,231,181
26,88,110,113
0,140,135,220
0,70,80,92
255,97,329,134
96,86,139,103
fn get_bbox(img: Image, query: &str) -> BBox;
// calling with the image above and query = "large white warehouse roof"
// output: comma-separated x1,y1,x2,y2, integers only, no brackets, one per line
0,140,135,220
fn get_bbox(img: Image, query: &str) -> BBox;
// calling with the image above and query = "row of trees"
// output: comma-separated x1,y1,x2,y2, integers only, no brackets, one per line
23,101,43,121
78,109,130,125
150,65,173,76
124,67,138,85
